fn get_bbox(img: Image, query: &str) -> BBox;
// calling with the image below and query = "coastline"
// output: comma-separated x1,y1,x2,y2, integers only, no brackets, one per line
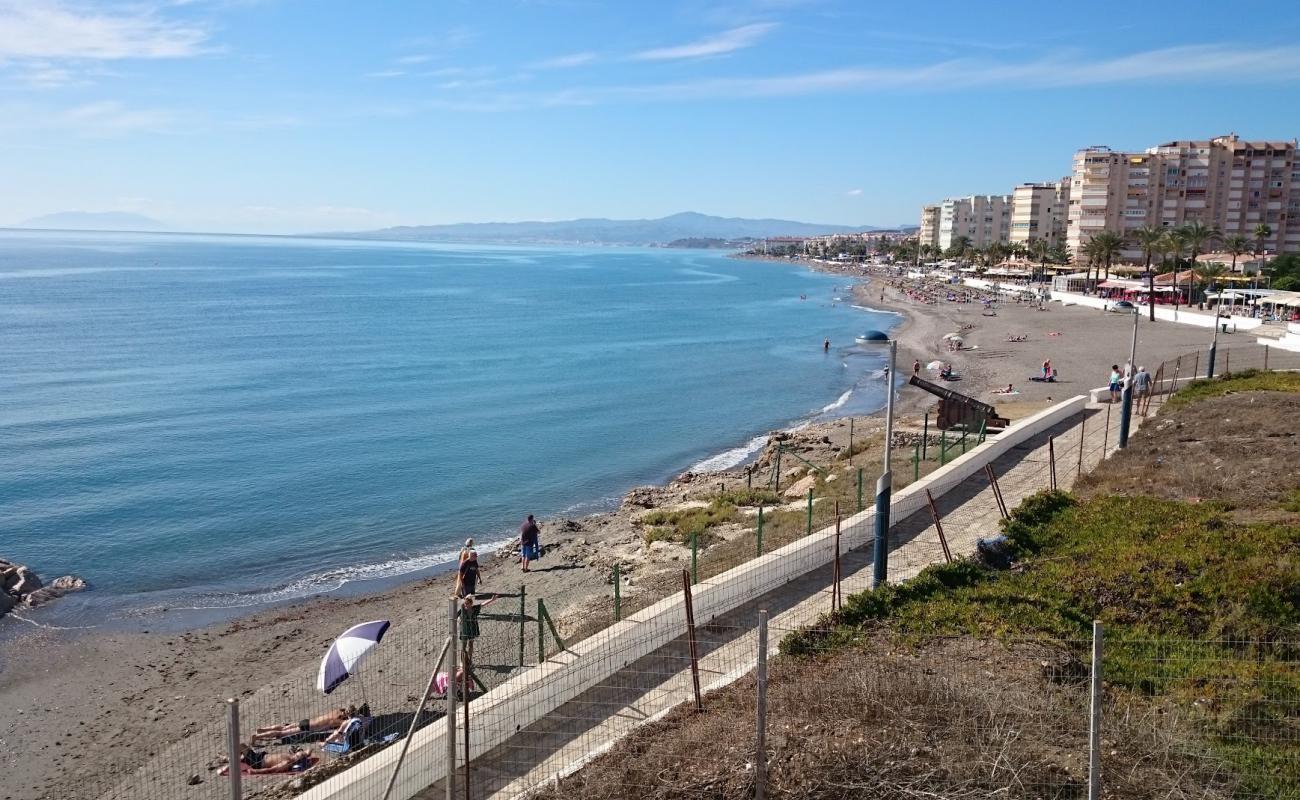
2,257,1217,799
0,257,914,800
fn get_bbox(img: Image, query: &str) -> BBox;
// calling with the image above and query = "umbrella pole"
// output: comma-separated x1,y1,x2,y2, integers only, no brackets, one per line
380,635,452,800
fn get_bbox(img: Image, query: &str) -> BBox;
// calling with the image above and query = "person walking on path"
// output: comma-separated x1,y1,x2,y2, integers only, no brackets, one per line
1133,366,1152,403
456,549,480,597
912,359,921,377
519,514,541,573
458,593,498,670
1108,364,1123,403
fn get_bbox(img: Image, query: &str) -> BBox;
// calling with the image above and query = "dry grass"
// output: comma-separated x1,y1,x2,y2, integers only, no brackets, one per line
532,638,1235,800
1077,388,1300,516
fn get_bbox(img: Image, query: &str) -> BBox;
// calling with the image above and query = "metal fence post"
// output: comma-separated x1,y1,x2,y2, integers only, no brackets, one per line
1265,343,1270,371
773,446,782,492
940,429,948,464
1048,436,1057,490
682,570,703,712
690,531,699,584
518,584,526,667
912,443,920,481
805,488,813,536
1088,620,1103,800
1077,414,1087,478
225,699,242,800
613,564,621,621
536,599,546,662
1224,348,1230,376
755,610,769,800
446,598,458,800
1103,402,1112,457
856,468,863,512
848,417,854,465
756,505,765,556
921,411,929,459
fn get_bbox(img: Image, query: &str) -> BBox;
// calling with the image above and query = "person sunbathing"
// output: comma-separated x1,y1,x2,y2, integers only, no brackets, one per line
222,743,313,775
252,707,356,745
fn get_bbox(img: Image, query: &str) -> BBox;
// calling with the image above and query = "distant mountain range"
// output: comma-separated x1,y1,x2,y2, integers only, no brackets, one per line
18,211,166,232
328,212,891,246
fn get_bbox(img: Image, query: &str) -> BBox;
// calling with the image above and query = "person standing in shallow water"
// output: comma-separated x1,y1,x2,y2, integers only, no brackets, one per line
519,514,541,573
823,338,830,353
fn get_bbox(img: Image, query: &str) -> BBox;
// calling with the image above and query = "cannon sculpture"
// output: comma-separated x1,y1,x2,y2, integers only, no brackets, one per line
908,375,1011,431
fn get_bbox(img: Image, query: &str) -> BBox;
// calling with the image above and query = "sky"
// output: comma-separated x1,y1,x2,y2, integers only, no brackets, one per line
2,0,1300,234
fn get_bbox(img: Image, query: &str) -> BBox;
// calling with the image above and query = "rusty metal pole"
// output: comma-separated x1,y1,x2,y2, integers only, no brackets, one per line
924,489,952,563
682,570,703,712
1077,414,1087,479
1049,436,1057,491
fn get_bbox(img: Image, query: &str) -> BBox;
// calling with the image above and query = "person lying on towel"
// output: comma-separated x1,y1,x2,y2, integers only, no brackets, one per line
221,744,313,775
251,706,362,745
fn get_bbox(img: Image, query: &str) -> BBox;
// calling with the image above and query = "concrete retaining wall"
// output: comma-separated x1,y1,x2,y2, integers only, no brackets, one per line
302,395,1088,800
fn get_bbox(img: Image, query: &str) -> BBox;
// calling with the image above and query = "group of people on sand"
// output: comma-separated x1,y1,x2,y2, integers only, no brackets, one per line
225,703,373,776
224,514,546,779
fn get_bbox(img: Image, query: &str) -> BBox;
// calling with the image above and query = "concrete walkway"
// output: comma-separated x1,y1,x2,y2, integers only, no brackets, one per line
417,399,1149,799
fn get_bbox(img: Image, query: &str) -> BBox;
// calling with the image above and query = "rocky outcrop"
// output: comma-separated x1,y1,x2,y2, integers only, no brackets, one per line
0,558,86,616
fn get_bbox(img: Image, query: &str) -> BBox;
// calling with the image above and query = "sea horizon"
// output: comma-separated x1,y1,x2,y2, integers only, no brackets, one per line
0,230,896,632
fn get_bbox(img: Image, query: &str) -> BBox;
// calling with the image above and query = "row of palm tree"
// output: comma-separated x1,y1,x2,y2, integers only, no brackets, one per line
1081,221,1275,318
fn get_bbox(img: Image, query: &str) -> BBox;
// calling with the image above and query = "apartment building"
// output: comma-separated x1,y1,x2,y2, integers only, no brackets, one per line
1009,180,1070,247
918,204,941,250
1066,134,1300,259
937,194,1010,251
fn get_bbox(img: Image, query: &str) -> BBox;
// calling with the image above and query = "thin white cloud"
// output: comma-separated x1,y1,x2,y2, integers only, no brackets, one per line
0,0,209,59
532,51,598,69
427,42,1300,111
631,23,777,61
395,53,433,65
365,69,406,79
845,189,863,196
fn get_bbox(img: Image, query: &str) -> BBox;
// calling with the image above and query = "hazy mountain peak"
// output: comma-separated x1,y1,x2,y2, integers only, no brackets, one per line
327,212,879,246
19,211,167,232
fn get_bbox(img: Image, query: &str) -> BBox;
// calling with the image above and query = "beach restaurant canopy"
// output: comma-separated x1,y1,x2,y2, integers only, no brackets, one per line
1098,278,1176,293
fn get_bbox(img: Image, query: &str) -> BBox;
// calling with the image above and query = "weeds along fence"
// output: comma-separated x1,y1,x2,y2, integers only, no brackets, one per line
77,342,1300,800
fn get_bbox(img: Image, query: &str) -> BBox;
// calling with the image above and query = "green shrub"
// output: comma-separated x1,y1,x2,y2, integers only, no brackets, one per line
640,500,736,545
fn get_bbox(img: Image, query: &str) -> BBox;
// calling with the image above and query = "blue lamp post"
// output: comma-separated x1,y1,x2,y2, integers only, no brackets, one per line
858,330,897,589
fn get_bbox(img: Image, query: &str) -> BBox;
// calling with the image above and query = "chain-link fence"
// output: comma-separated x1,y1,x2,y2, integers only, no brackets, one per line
63,341,1300,800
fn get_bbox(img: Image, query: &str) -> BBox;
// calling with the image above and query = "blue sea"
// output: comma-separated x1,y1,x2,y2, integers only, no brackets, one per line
0,231,895,629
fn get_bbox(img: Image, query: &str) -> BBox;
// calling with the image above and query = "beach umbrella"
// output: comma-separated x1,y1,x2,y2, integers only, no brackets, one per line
318,619,390,696
926,360,944,371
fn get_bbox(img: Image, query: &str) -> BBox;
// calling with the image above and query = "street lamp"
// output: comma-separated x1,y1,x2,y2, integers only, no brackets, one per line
1118,305,1139,449
858,329,897,589
1207,281,1223,378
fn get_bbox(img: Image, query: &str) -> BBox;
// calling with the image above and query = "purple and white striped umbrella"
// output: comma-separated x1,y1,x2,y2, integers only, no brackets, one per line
318,619,390,695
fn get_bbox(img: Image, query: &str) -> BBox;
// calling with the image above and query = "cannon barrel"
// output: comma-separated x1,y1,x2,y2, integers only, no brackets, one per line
908,374,1010,431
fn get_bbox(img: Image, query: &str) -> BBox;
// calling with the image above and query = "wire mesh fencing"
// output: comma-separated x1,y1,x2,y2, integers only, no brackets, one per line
71,339,1300,800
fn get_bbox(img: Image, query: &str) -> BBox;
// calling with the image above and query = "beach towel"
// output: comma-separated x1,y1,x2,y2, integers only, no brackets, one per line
220,754,318,776
322,718,368,755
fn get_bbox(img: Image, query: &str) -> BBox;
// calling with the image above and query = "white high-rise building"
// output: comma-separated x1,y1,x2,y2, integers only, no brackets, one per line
937,195,1011,251
1066,134,1300,258
1010,180,1071,247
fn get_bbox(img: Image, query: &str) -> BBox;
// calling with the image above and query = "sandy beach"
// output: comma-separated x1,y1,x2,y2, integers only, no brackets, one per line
0,261,1226,800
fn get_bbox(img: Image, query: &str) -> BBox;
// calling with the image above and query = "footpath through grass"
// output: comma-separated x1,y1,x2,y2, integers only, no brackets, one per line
785,371,1300,798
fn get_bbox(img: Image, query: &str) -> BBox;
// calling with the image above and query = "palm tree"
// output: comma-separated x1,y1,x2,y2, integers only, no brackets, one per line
1078,239,1094,287
1193,262,1227,311
1132,225,1165,321
1223,234,1250,274
1179,221,1221,306
1028,239,1051,284
1254,223,1273,273
1162,229,1187,309
1088,231,1125,283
